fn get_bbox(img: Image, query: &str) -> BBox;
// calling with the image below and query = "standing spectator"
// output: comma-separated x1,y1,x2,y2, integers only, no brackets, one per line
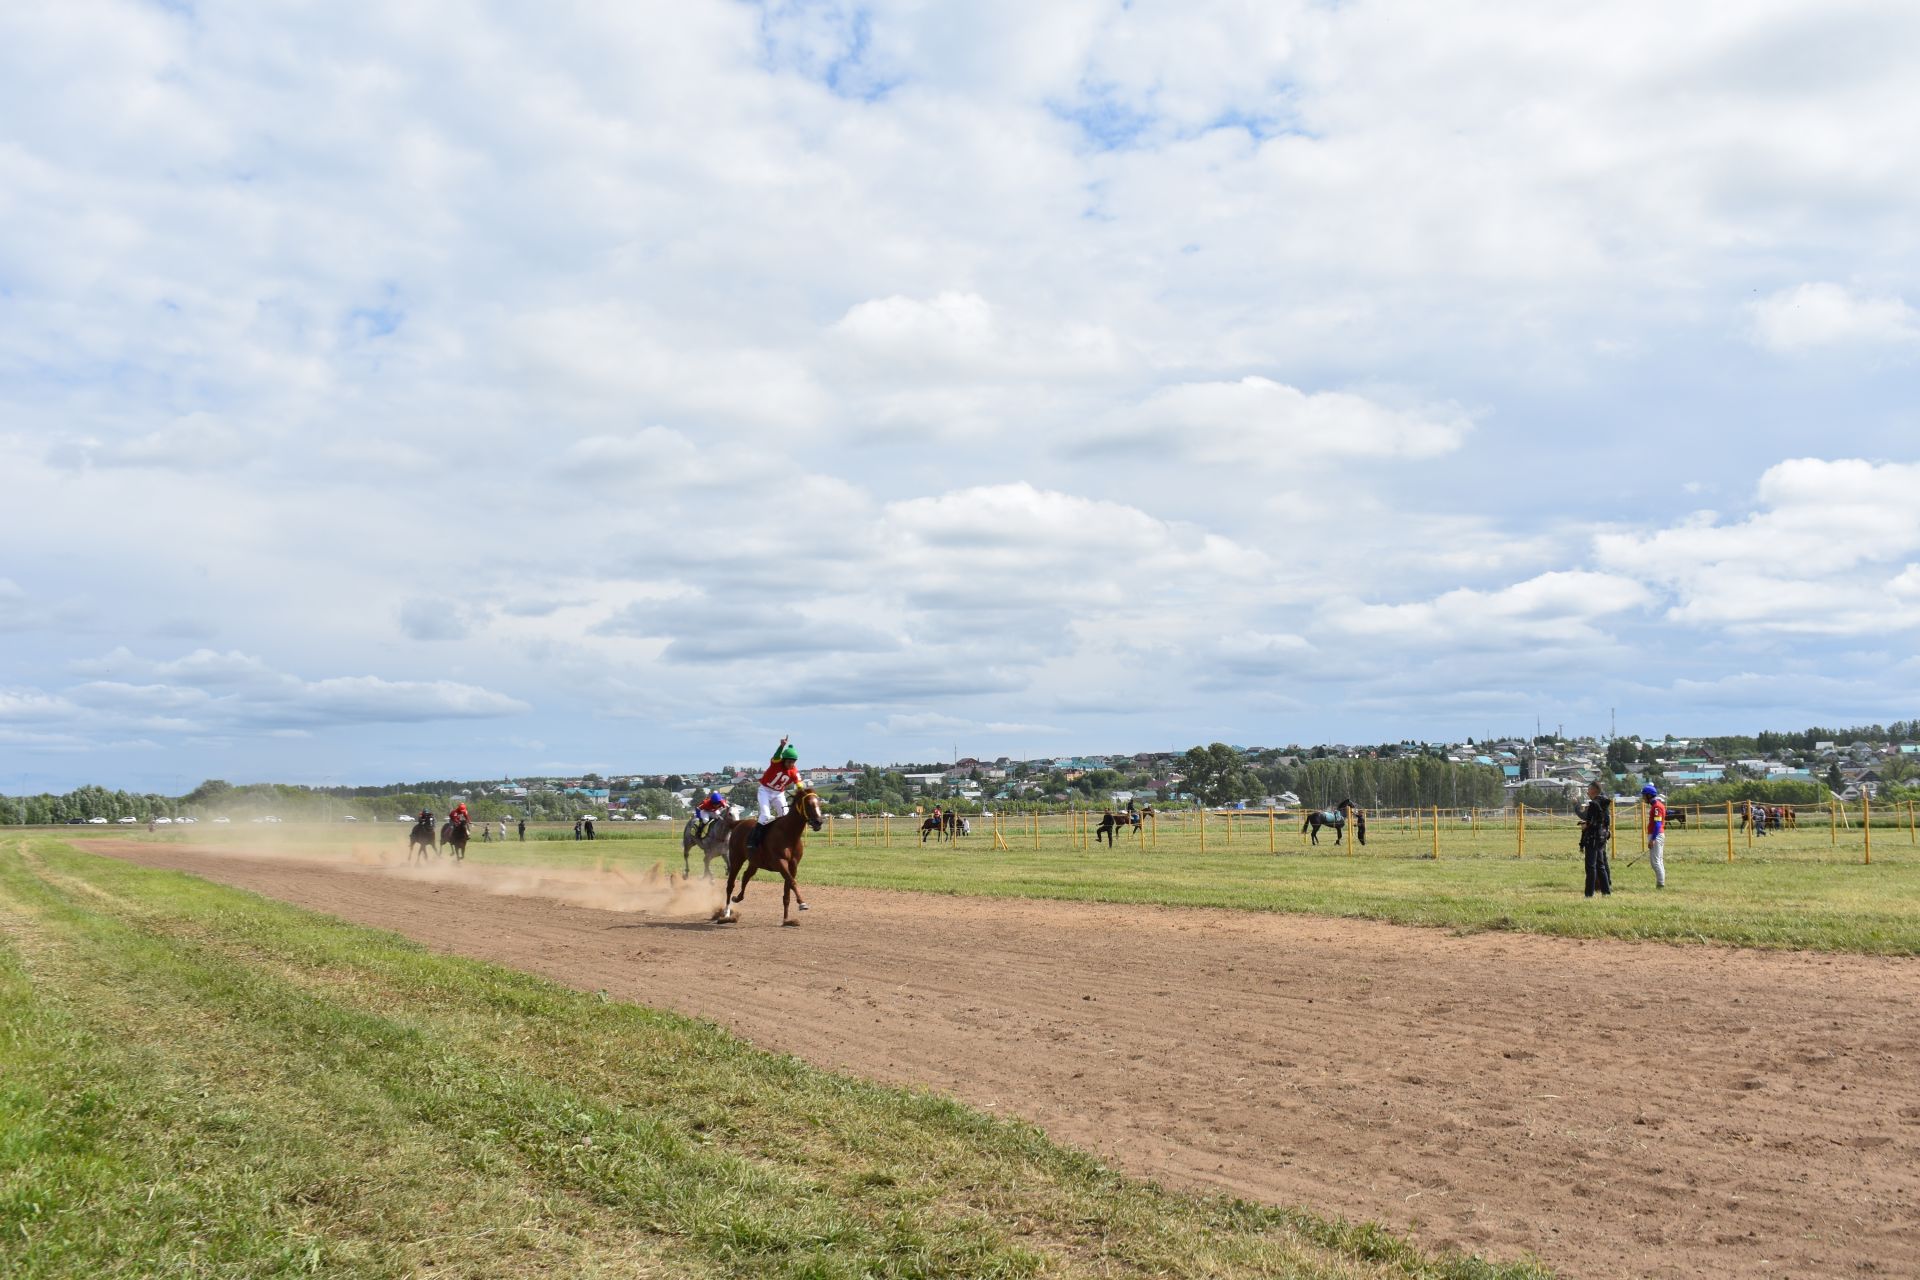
584,816,596,840
517,818,526,842
1641,783,1667,889
1579,781,1611,897
573,818,583,841
498,818,507,842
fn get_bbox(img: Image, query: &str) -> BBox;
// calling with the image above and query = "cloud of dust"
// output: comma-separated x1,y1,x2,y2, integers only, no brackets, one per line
163,830,723,917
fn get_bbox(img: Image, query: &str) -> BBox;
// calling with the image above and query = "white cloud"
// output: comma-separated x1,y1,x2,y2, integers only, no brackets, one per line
1105,378,1470,464
1595,458,1920,634
1750,283,1920,353
1331,571,1651,648
828,291,1122,381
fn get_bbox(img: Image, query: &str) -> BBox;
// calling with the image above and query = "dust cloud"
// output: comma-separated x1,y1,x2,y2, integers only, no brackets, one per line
138,837,724,918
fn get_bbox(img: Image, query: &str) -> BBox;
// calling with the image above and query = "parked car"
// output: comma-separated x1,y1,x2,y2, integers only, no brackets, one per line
212,816,231,824
341,815,358,822
116,816,137,824
88,816,108,824
154,816,172,825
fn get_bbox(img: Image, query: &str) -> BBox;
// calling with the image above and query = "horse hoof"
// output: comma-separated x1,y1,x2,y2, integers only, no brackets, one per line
797,903,809,911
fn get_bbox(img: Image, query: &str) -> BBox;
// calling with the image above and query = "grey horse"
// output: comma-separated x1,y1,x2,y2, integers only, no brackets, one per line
681,813,735,879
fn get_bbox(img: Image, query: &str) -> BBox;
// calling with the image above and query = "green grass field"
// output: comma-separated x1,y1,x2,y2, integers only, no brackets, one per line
114,807,1920,955
1,834,1544,1279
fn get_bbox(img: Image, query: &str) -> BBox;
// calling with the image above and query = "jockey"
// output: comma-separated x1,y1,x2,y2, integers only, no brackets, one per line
694,790,728,838
450,801,470,826
417,807,432,825
749,736,801,848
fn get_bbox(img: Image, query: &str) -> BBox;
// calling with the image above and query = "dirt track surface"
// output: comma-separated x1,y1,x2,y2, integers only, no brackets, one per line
82,841,1920,1279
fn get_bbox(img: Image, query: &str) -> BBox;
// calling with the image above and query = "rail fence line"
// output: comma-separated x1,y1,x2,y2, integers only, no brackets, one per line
817,798,1913,864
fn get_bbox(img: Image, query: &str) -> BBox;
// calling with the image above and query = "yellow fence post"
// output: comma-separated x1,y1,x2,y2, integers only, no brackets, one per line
1830,799,1837,846
1431,804,1439,859
1151,808,1157,848
1199,807,1207,854
827,814,835,845
885,814,891,847
1268,807,1275,855
1864,790,1872,865
1516,804,1525,858
1725,800,1734,863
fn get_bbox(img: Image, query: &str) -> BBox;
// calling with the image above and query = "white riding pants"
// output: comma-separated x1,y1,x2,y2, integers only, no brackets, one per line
757,785,788,825
1647,833,1666,887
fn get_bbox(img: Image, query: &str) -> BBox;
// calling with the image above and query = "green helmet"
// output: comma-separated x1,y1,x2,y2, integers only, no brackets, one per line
777,744,799,761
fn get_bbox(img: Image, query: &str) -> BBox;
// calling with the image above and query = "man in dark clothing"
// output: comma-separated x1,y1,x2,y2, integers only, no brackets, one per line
1579,781,1612,897
517,819,526,841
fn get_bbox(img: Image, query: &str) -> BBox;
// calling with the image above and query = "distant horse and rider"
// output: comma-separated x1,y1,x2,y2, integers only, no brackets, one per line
919,808,968,844
439,814,470,862
681,809,735,879
407,812,437,862
1301,798,1366,846
1094,806,1145,847
717,786,824,926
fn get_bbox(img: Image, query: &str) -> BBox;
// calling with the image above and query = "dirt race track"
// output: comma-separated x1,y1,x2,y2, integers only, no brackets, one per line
82,841,1919,1279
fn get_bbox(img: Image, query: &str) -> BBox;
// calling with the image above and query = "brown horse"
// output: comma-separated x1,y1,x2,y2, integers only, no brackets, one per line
718,788,823,925
439,816,470,862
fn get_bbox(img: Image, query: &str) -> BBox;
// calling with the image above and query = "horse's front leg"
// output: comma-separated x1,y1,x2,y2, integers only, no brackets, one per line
732,863,759,903
780,868,806,924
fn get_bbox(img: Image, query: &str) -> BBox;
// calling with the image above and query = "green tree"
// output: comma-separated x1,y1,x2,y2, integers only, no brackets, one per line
1181,744,1258,806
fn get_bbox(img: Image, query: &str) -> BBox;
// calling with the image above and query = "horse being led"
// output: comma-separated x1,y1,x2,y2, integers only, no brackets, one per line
1093,811,1133,847
719,787,823,925
407,817,437,863
681,812,734,879
439,816,470,862
1301,798,1366,846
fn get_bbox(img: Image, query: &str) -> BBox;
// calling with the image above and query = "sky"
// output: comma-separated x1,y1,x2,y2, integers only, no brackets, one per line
4,0,1920,793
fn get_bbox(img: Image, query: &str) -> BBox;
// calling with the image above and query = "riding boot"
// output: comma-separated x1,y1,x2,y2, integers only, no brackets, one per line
748,822,766,851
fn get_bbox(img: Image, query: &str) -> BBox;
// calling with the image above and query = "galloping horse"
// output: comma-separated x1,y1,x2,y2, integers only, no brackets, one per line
920,814,948,844
439,816,470,862
407,817,437,862
681,813,734,879
718,787,823,925
1301,798,1366,846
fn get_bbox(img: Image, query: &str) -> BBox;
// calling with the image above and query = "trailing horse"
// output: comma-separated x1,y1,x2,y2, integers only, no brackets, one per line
1301,798,1366,847
439,816,470,862
718,787,823,925
681,812,734,879
407,817,437,863
1093,810,1140,847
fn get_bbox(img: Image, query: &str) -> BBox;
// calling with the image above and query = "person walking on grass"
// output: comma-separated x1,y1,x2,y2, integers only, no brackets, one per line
1642,783,1667,889
517,818,526,841
1579,781,1611,897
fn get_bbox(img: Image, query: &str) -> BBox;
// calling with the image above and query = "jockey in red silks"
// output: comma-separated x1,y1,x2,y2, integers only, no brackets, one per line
694,790,728,839
749,736,801,848
450,801,470,826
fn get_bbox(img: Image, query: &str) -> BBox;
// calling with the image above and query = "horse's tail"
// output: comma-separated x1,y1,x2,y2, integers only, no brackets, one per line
1300,814,1312,833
